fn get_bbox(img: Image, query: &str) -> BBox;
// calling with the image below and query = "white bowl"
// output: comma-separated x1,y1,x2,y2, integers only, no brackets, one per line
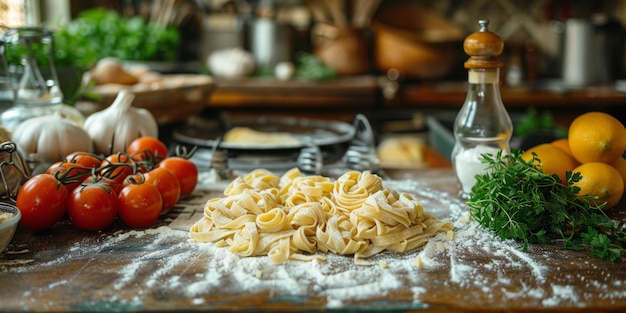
0,202,21,253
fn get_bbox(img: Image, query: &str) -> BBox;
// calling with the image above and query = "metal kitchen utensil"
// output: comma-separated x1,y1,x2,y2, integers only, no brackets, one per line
0,141,31,201
209,136,233,180
343,143,378,171
296,143,323,175
342,114,381,172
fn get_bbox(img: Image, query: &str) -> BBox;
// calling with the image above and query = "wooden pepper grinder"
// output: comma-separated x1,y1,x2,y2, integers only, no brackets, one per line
463,20,504,69
451,20,513,199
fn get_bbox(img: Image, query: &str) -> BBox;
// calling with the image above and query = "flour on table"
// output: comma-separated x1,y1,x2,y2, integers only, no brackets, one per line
3,179,626,310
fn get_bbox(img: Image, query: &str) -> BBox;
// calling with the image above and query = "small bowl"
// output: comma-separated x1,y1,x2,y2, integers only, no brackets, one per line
0,202,21,253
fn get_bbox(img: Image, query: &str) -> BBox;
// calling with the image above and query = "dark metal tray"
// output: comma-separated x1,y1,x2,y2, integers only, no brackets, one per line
172,115,355,151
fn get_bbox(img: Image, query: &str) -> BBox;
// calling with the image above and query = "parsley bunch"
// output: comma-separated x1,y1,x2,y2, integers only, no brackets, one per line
467,150,626,262
53,8,181,69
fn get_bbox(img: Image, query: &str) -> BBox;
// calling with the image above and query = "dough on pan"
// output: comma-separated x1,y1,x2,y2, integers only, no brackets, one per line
223,127,302,147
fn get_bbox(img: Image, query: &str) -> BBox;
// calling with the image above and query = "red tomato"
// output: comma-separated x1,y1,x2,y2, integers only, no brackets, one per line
46,162,90,192
122,173,145,186
127,136,169,163
100,153,135,184
159,157,198,197
67,184,118,231
82,175,123,196
65,152,102,169
144,167,181,213
16,174,69,231
118,183,163,228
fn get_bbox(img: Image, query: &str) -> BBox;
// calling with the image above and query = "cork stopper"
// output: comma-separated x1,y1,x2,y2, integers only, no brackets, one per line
463,20,504,69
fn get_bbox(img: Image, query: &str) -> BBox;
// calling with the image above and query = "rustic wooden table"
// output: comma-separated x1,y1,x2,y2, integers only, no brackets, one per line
1,168,625,312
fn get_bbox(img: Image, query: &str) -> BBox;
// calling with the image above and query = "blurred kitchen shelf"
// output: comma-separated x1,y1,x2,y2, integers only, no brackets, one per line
208,75,381,108
385,80,626,109
207,76,626,109
203,75,626,129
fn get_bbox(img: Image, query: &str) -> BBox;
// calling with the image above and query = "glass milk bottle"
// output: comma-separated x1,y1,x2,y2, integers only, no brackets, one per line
451,20,513,199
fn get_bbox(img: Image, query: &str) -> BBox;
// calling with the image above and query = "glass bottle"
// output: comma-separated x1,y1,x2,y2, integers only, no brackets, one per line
0,27,83,132
451,20,513,199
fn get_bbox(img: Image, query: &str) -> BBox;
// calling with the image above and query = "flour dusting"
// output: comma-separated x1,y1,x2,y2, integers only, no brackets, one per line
2,177,626,311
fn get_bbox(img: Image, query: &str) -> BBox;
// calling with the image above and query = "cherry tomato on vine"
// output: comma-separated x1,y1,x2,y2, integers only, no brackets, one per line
83,175,123,196
46,162,90,192
65,151,102,169
118,183,163,228
127,136,169,163
122,172,145,186
16,174,69,231
67,183,118,231
100,153,135,184
159,156,198,197
144,167,181,213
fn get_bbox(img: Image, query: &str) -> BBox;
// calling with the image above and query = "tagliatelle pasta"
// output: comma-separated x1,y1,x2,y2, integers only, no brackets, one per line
190,168,453,265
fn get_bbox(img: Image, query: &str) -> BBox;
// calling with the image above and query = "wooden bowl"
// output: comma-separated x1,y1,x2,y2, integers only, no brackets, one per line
80,74,216,125
371,3,463,80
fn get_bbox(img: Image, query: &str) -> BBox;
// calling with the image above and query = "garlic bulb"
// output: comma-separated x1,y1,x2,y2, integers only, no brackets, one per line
83,89,158,155
12,111,94,164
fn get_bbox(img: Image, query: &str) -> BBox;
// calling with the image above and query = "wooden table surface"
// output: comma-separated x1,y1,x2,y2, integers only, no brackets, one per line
1,168,625,312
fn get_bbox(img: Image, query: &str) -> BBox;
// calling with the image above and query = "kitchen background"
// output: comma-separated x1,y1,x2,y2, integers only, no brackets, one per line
2,0,624,82
61,0,626,83
2,0,626,165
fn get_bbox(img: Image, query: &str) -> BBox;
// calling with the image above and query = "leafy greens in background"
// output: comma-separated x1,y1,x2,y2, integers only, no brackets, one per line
293,52,337,81
53,8,181,69
514,107,567,137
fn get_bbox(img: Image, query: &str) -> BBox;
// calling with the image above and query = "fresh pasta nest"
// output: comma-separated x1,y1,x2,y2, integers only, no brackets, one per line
190,168,453,265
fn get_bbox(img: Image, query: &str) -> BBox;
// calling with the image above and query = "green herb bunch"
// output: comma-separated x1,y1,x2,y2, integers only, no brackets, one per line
467,150,626,262
514,107,567,137
53,8,181,69
293,52,337,81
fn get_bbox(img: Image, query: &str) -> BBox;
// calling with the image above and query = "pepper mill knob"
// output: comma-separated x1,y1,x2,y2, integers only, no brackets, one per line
464,20,504,69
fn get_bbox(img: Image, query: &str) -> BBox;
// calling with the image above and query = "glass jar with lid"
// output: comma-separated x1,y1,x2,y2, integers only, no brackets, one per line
0,27,83,131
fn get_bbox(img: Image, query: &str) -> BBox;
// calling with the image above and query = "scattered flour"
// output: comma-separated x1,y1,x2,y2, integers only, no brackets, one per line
2,177,625,311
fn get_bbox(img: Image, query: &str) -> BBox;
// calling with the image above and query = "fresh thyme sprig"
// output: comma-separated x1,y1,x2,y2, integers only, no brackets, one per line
467,149,626,262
